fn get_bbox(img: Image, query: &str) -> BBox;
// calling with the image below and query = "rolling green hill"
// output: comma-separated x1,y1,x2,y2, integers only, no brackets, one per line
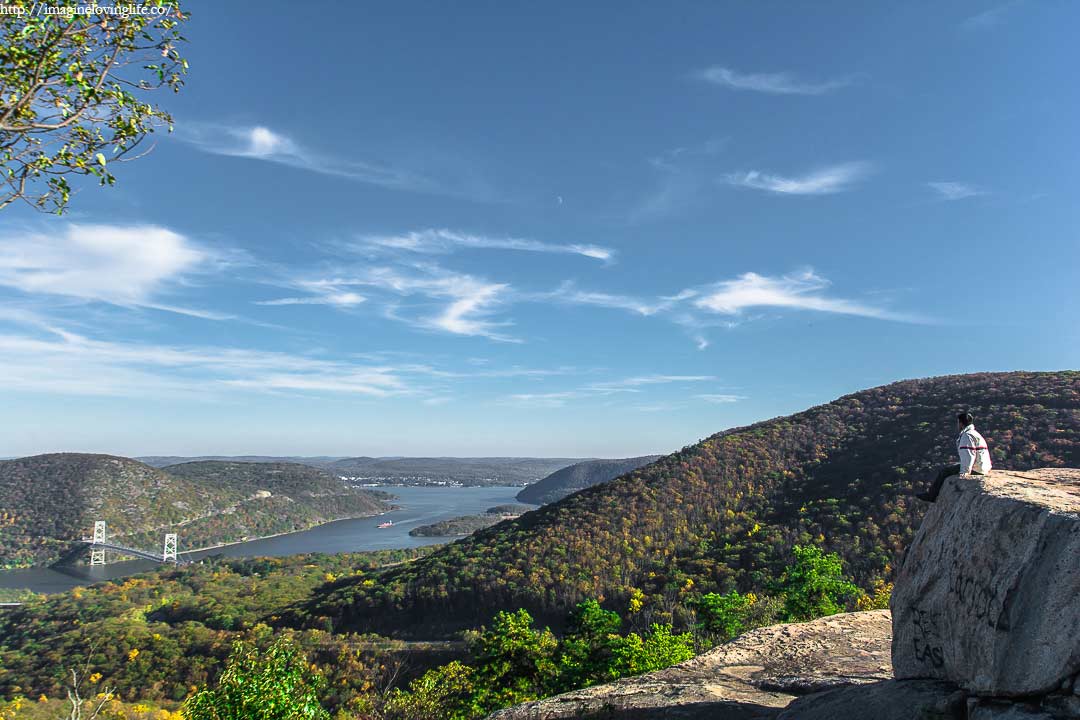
516,455,663,505
288,371,1080,638
0,456,391,568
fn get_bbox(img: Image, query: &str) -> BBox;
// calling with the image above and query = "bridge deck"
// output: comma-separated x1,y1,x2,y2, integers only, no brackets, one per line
80,541,188,564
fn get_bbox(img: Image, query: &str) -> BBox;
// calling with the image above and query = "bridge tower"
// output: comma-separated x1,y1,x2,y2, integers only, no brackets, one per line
163,533,177,563
90,521,106,566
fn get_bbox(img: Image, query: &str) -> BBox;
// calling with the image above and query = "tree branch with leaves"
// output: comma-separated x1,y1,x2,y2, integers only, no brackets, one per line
0,0,188,213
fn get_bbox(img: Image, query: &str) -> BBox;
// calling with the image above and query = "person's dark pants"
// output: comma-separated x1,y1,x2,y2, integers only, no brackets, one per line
923,464,962,501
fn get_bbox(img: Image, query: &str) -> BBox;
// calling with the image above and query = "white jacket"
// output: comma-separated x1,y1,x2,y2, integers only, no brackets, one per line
958,424,992,475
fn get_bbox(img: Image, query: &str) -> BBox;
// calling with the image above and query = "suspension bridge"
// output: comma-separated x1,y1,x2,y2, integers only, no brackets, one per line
81,521,188,565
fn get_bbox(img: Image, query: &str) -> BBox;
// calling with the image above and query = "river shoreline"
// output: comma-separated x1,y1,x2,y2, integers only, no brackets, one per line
0,486,533,594
176,506,400,556
0,507,401,572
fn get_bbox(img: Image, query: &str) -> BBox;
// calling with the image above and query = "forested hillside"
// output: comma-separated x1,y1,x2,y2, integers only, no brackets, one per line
516,455,663,505
289,371,1080,638
0,549,437,707
0,456,391,567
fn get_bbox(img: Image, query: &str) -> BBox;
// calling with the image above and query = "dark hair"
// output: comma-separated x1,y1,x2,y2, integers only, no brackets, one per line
957,411,974,426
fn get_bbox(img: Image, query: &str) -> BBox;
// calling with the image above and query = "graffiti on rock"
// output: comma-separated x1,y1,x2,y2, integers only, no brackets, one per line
911,605,945,669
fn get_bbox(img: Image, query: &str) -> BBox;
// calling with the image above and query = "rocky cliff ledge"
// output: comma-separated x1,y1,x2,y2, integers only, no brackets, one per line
491,468,1080,719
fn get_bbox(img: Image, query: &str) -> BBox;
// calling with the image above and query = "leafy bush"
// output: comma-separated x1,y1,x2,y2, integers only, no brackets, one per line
381,662,476,720
184,637,328,720
775,545,860,621
466,609,560,712
556,599,623,688
604,623,694,680
696,591,758,641
383,601,694,719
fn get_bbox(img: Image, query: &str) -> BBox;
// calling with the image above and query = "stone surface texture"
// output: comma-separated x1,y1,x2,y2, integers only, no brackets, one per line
776,679,964,720
891,469,1080,696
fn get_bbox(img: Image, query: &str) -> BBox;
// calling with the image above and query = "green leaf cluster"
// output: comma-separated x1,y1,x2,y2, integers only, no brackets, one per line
384,601,694,720
774,545,861,622
184,637,329,720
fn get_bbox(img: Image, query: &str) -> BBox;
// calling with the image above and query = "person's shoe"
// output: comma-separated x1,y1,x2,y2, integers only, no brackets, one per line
915,491,936,503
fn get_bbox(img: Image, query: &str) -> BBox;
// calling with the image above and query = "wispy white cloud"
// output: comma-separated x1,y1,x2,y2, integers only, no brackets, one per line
724,162,871,195
360,265,514,340
181,123,432,192
256,294,366,307
699,66,856,95
255,279,366,308
503,375,715,408
406,363,579,380
264,256,924,349
590,375,715,391
961,1,1021,30
632,402,686,413
503,391,585,408
697,393,746,404
431,276,509,338
927,181,987,200
531,268,920,349
539,283,666,317
221,371,408,396
259,227,615,341
261,264,516,342
359,229,614,263
0,324,417,399
0,315,587,400
0,224,227,319
693,269,920,322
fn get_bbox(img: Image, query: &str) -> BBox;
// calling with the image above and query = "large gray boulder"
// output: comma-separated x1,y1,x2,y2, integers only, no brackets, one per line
891,468,1080,696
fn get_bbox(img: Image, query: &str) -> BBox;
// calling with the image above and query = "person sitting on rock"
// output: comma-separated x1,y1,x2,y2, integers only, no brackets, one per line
917,411,992,503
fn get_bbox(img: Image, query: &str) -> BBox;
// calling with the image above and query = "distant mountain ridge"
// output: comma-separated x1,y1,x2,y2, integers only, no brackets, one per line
289,371,1080,638
137,455,588,487
0,455,390,568
327,456,587,486
138,455,347,468
165,460,375,497
516,456,663,505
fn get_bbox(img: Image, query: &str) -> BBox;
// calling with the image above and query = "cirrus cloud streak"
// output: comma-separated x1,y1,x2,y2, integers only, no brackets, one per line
699,66,857,95
724,162,871,195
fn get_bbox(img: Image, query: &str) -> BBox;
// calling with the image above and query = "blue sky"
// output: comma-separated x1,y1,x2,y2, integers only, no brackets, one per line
2,1,1078,458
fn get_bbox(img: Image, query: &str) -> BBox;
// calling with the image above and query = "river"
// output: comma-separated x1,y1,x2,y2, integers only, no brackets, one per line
0,485,530,595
